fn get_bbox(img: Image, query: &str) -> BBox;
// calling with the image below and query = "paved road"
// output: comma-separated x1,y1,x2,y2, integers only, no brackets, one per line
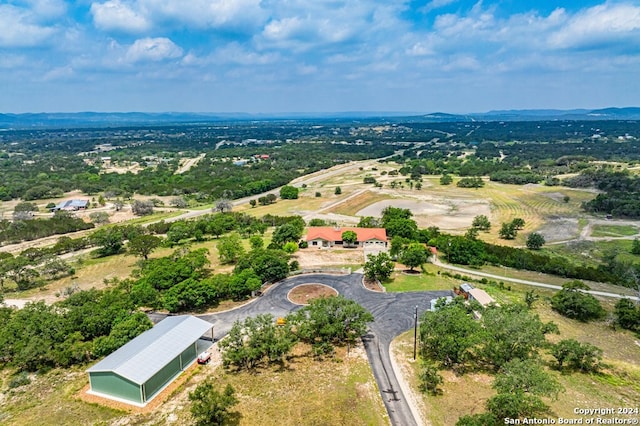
432,258,639,302
150,273,450,426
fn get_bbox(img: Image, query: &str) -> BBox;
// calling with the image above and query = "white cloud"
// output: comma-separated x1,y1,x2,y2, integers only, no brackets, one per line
549,2,640,49
0,5,57,47
421,0,457,14
26,0,67,19
141,0,267,30
125,37,183,62
91,0,151,33
42,65,75,81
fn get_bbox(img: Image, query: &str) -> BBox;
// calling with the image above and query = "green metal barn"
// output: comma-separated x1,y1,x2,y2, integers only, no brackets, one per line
86,315,212,406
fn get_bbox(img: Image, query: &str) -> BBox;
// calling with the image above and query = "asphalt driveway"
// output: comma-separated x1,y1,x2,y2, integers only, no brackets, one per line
161,273,451,426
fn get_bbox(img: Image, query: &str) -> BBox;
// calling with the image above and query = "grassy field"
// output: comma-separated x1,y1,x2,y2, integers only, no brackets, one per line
392,283,640,426
0,368,124,425
591,224,639,237
382,265,459,292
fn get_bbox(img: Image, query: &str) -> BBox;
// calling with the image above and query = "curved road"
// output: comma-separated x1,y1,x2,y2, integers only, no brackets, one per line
152,273,450,426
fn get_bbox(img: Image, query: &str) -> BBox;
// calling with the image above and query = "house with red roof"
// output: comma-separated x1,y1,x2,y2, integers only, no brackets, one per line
306,227,387,248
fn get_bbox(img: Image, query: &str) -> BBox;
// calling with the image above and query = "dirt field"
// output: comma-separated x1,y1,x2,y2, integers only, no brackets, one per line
295,248,365,269
356,197,492,231
288,284,338,304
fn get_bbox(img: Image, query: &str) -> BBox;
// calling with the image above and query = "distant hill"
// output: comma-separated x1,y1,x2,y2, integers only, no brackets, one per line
396,107,640,123
1,108,639,128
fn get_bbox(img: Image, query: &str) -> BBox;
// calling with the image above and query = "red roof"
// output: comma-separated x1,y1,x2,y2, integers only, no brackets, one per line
306,227,387,242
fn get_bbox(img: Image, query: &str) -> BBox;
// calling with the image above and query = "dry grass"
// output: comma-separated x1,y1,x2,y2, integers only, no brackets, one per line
1,341,389,426
328,191,392,216
391,281,640,426
212,343,389,426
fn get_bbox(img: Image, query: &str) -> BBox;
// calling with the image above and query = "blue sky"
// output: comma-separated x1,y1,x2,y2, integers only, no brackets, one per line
1,0,639,113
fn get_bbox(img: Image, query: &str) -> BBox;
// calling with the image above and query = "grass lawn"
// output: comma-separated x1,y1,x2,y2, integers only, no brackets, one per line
591,224,639,237
383,265,459,292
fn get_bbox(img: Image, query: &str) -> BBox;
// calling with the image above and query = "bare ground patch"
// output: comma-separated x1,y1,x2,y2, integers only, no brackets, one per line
295,248,364,269
356,198,491,231
536,217,580,242
288,284,338,305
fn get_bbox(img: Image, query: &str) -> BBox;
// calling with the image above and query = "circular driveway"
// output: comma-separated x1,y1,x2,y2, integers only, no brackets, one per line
194,273,451,426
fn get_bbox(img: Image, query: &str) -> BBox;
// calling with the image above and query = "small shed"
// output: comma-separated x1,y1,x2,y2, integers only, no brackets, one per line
86,315,212,406
467,288,496,307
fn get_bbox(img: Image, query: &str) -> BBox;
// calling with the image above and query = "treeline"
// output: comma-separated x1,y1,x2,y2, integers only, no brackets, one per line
429,234,637,288
0,290,153,372
0,211,94,245
0,135,394,201
563,168,640,218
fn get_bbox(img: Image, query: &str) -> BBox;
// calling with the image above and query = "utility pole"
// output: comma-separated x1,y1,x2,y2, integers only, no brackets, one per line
413,305,418,360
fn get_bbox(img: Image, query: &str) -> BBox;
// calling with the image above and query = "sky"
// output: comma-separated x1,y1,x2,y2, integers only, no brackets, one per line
1,0,640,114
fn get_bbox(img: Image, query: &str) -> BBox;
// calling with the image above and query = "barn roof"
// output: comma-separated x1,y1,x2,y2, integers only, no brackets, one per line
54,199,88,209
306,227,387,242
86,315,212,385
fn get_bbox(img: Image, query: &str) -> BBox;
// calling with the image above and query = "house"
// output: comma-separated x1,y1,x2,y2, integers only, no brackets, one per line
51,199,89,212
306,227,387,248
86,316,213,406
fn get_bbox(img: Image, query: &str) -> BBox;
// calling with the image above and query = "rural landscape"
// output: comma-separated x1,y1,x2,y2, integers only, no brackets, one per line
0,114,639,425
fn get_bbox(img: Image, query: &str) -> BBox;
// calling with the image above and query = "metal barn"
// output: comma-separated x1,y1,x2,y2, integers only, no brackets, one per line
86,315,212,406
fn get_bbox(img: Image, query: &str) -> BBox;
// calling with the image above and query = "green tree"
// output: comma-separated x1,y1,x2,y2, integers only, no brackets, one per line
464,227,479,240
614,298,640,331
479,304,557,370
440,174,453,185
94,312,153,357
493,358,562,398
399,242,429,271
631,238,640,255
526,232,546,250
189,381,239,426
385,218,418,239
357,216,381,228
279,185,299,199
220,314,296,369
271,223,303,246
511,217,526,230
127,234,162,260
363,252,395,282
334,186,342,195
418,360,443,395
235,249,290,283
341,230,358,247
282,241,299,254
471,215,491,231
499,222,518,240
288,296,374,353
550,339,603,372
551,281,606,322
91,227,125,257
249,235,264,251
419,301,481,368
217,232,245,264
